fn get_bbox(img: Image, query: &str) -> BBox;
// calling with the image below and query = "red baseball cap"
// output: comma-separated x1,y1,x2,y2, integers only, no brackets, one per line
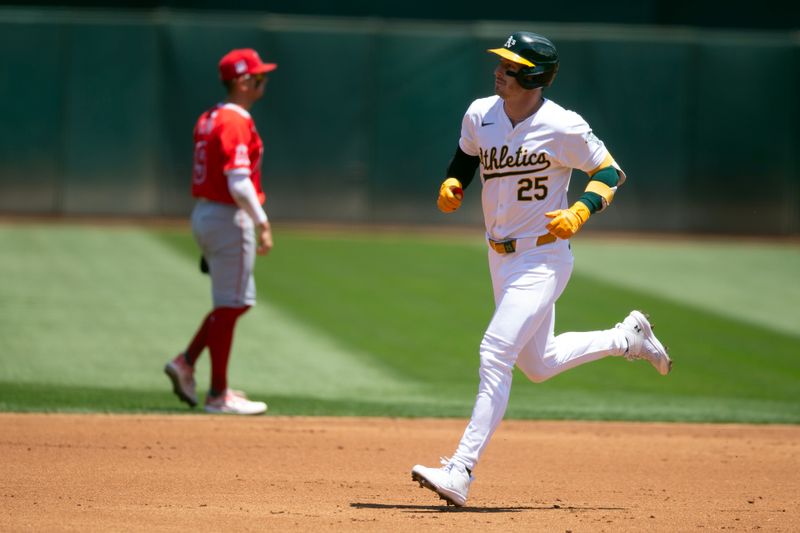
218,48,277,81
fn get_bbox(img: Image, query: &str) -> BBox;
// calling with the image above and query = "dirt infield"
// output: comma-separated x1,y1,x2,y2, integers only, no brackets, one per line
1,414,798,532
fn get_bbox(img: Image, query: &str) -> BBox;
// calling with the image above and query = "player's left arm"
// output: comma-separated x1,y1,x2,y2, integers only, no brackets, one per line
227,172,273,255
546,117,626,239
545,154,624,239
578,152,624,212
220,117,273,255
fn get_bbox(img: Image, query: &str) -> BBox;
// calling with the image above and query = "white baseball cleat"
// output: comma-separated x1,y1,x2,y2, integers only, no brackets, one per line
164,354,198,407
616,310,672,376
204,388,268,415
411,457,473,507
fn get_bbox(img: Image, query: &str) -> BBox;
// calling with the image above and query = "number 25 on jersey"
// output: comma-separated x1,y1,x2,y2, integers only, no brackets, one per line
517,176,548,201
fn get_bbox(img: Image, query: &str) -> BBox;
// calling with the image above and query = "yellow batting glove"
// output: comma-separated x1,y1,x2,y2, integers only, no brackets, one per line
437,177,464,213
545,201,591,239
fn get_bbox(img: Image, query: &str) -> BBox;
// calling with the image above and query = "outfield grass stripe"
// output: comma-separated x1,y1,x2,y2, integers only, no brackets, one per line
570,237,800,337
0,225,417,402
1,225,207,387
2,381,796,423
3,224,798,423
226,301,421,400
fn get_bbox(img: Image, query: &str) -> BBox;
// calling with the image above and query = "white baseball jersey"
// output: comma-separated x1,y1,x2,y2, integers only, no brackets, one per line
459,95,614,241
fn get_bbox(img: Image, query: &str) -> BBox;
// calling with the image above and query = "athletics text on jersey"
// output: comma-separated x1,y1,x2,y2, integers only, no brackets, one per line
459,96,614,241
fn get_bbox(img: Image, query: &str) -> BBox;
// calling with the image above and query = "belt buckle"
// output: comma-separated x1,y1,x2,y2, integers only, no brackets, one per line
490,238,516,254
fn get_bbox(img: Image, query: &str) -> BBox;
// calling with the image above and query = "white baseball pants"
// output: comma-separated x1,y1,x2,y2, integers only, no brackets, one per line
452,237,628,471
191,200,257,308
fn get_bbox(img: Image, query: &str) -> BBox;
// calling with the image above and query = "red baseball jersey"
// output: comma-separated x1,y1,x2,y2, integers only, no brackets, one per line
191,103,265,205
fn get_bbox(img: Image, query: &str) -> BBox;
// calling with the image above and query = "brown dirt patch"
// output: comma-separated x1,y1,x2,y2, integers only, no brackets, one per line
1,414,798,532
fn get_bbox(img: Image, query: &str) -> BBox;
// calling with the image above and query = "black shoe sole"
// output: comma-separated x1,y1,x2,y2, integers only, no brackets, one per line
411,471,461,507
164,365,198,407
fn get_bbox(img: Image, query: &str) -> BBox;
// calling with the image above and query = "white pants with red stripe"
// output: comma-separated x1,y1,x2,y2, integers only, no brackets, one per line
191,200,256,308
451,236,628,471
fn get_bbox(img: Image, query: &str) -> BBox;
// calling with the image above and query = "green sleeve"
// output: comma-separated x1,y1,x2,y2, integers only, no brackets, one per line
577,166,620,214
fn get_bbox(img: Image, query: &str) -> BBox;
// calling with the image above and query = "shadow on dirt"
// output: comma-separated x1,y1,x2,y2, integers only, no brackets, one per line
351,502,625,514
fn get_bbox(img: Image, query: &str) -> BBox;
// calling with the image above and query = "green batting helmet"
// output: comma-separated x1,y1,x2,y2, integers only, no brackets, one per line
488,32,559,90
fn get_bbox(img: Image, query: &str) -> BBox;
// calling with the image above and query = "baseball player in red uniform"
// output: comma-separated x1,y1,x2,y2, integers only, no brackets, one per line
164,48,276,415
411,32,672,506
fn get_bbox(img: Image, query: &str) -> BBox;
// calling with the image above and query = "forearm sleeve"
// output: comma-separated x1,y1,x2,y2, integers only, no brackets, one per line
446,146,480,190
226,171,268,225
577,165,621,214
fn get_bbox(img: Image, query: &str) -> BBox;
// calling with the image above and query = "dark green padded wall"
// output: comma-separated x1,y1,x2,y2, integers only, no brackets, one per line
0,9,796,233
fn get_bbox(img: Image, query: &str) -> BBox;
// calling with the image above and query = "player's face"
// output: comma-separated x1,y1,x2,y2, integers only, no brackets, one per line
230,73,267,100
494,59,524,99
232,73,267,101
247,73,267,99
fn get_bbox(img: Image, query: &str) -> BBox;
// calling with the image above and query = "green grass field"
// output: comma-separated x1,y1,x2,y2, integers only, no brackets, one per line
0,223,798,423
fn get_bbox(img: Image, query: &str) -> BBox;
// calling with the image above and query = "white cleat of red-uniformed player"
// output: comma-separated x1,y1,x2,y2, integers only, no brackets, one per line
164,353,198,407
204,388,267,415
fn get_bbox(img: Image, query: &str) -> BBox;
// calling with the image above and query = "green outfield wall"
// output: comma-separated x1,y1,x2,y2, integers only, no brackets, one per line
0,8,798,234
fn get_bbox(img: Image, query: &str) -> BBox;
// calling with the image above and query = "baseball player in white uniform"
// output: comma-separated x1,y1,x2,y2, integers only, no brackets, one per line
411,32,672,507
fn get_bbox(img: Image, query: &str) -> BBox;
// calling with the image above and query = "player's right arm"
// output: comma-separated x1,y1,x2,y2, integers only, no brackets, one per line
437,148,480,213
437,103,482,213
